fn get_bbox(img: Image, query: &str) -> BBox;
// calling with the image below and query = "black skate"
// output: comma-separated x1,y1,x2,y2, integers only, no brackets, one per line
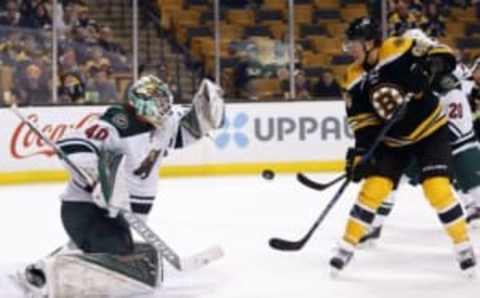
329,241,355,276
455,242,477,278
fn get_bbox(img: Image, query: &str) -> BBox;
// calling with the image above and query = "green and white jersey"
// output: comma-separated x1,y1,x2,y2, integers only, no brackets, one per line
58,105,198,216
440,83,478,155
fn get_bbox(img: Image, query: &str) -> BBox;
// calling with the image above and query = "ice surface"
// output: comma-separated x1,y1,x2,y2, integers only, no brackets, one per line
1,174,479,297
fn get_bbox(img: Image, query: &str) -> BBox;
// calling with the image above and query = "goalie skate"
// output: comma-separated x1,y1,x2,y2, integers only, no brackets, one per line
9,264,48,298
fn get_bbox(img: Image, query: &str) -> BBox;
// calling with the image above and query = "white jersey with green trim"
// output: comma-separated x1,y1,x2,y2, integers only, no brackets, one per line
57,105,199,217
439,85,478,155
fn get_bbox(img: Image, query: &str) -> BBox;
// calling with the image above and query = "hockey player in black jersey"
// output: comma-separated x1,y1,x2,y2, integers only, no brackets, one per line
330,17,476,276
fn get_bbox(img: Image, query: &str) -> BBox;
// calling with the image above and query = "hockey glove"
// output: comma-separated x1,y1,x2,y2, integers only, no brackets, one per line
345,147,371,183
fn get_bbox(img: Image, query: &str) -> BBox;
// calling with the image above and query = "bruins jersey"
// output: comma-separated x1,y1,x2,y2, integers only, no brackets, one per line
343,36,455,148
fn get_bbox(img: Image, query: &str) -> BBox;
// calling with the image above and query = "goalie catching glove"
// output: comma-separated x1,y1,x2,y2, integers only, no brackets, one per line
193,79,225,134
181,79,225,138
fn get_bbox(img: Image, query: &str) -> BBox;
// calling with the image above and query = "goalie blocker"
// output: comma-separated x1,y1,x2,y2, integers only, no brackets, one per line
15,242,163,297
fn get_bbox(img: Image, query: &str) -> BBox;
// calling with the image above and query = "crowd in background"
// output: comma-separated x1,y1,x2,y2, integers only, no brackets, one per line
0,0,479,105
226,0,480,101
0,0,130,106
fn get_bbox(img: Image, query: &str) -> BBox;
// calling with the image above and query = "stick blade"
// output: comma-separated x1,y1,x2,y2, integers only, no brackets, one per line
268,238,303,251
296,173,327,190
180,245,225,271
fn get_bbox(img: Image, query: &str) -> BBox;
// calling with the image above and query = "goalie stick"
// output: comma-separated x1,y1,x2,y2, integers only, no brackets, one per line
10,104,224,271
269,103,407,251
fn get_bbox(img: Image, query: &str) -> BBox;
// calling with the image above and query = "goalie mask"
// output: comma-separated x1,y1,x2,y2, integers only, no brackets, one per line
127,75,173,127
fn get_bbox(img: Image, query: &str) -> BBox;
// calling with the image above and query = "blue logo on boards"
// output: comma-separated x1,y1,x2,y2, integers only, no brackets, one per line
215,113,249,149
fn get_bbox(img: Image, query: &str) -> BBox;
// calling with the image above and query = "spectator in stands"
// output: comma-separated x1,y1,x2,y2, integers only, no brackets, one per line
0,0,25,27
233,43,262,100
28,49,50,78
58,71,86,103
24,3,52,29
424,2,446,37
388,0,427,36
98,25,129,72
312,69,342,98
0,31,23,66
57,2,78,38
75,3,97,30
279,68,311,100
98,26,123,55
59,47,81,75
85,47,112,76
69,25,97,64
12,64,50,105
294,70,311,100
157,63,179,99
278,67,289,98
19,0,43,19
85,62,118,103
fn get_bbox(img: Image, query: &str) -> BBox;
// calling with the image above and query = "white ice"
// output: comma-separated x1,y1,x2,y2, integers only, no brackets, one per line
1,174,480,298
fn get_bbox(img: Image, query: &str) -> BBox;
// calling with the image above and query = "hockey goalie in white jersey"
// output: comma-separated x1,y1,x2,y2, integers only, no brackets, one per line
14,75,225,297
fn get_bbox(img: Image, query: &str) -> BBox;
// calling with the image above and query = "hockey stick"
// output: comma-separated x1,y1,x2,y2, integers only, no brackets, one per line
296,173,347,191
269,103,407,251
9,104,224,271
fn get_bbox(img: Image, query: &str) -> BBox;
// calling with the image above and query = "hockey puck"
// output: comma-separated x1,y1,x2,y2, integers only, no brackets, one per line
261,169,275,180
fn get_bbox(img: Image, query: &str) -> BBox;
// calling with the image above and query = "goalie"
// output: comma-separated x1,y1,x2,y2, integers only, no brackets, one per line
14,75,225,297
331,17,475,276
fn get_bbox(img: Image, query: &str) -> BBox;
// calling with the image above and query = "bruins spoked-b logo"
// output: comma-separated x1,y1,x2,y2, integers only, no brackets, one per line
369,83,406,120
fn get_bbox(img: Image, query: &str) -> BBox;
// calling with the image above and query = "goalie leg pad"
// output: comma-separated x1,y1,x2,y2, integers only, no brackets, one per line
41,243,163,297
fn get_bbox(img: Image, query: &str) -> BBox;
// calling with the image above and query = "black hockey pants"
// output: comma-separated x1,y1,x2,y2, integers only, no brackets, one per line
61,201,134,255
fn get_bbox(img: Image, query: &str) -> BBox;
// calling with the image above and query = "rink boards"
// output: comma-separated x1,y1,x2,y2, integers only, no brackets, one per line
0,101,353,184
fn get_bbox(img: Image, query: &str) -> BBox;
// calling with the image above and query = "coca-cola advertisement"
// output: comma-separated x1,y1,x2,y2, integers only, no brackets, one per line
11,112,99,159
2,106,107,172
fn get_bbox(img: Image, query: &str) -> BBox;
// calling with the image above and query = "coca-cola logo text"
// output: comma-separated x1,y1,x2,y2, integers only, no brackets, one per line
10,113,99,159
